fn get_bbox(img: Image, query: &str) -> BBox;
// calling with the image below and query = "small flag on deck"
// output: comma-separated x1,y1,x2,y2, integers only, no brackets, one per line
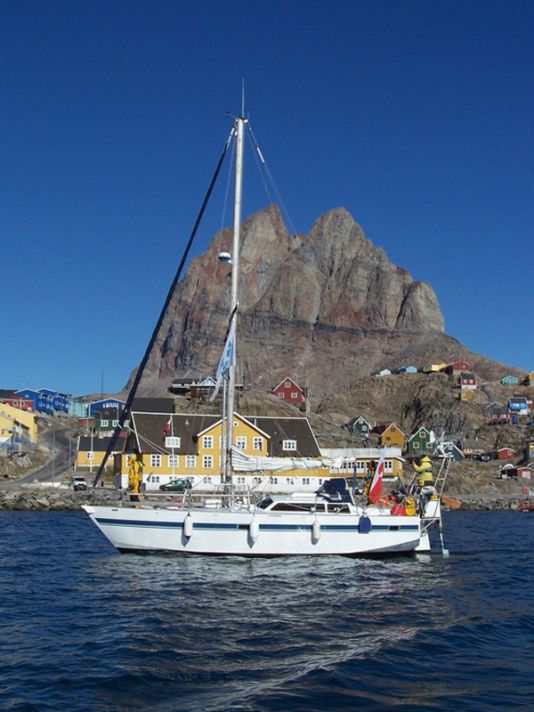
367,453,385,504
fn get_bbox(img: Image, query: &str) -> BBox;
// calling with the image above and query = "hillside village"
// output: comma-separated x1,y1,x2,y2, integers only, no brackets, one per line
1,357,533,497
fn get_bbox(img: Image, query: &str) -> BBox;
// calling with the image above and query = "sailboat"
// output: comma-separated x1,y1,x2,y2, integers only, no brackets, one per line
82,114,447,556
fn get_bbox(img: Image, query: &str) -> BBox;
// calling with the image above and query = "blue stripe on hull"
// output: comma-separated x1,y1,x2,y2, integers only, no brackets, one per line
95,517,419,533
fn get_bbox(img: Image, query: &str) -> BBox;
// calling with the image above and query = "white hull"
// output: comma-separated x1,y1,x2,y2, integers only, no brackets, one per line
82,504,423,556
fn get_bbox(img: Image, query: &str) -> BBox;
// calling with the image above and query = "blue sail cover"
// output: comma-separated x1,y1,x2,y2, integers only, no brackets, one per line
316,478,353,503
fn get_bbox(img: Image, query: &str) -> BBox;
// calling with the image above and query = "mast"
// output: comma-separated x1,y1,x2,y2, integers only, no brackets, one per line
224,115,245,484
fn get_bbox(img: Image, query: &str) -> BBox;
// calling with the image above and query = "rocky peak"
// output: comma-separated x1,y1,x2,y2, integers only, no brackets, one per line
137,205,451,397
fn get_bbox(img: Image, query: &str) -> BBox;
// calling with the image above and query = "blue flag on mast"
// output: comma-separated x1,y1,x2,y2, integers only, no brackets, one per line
210,316,236,401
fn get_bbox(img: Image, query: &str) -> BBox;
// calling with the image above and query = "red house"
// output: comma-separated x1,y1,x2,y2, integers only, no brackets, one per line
444,361,470,375
272,377,306,406
513,466,533,480
460,372,477,390
0,390,34,411
497,447,516,461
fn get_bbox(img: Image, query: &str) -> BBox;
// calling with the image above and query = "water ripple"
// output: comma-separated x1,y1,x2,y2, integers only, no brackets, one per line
0,511,533,710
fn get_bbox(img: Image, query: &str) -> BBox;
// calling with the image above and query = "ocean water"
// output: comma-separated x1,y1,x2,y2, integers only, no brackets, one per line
0,510,533,712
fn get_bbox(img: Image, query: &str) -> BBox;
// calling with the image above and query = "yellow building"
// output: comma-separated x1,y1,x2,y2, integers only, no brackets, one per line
0,403,38,445
379,423,405,448
324,447,405,480
118,411,329,492
423,363,447,373
75,435,124,473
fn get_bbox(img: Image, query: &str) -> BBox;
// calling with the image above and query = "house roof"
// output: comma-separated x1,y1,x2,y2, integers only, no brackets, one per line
407,427,430,440
272,376,304,393
0,390,21,399
131,397,175,413
459,439,483,449
127,412,321,458
245,415,320,457
381,422,404,436
348,415,371,426
129,413,219,455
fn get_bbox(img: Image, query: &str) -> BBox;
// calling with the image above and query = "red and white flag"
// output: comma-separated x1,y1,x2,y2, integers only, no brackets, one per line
163,416,172,435
367,453,385,504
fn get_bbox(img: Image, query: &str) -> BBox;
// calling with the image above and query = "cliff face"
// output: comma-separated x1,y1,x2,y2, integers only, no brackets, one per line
135,205,499,399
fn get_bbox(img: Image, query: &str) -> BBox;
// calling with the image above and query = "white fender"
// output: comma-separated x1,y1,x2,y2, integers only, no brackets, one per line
312,520,321,543
249,519,260,543
183,513,193,538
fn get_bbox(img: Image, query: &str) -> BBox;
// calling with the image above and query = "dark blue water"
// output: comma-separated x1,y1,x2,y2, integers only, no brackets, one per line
0,511,533,711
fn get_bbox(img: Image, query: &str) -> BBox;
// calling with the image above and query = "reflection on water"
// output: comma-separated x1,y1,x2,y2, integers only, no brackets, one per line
0,511,533,711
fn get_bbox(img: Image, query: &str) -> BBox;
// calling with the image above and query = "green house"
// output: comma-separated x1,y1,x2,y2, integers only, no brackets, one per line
406,427,433,455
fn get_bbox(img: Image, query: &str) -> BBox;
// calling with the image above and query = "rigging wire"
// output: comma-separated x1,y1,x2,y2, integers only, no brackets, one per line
92,123,236,486
219,137,235,234
247,123,298,237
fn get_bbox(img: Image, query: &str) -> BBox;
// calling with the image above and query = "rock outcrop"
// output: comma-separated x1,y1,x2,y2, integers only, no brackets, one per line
133,205,517,400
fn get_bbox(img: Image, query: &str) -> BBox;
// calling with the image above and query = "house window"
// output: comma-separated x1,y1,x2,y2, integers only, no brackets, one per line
165,436,181,448
357,461,365,472
279,392,285,398
253,437,263,451
285,381,291,388
150,454,161,468
270,477,278,484
302,478,310,485
168,454,179,468
202,455,213,469
204,476,212,483
291,392,298,399
101,419,109,427
112,420,119,427
185,455,196,468
413,442,420,449
235,436,247,450
87,452,94,460
385,460,393,472
282,439,297,451
203,435,213,449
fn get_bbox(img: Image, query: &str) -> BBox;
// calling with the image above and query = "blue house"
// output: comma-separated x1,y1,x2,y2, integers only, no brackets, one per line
508,397,529,415
39,388,62,414
16,388,54,414
88,398,126,417
501,375,519,386
15,389,41,411
393,365,418,375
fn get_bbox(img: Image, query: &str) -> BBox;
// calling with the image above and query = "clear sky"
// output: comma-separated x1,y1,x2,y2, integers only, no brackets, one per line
1,0,532,396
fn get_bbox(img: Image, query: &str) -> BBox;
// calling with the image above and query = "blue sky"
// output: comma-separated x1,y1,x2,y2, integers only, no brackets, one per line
1,0,532,396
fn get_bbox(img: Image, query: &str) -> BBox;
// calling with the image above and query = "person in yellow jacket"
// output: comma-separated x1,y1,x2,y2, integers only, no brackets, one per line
412,455,433,488
128,453,143,502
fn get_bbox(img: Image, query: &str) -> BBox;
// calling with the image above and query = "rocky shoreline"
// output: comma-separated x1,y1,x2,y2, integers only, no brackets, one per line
0,483,528,512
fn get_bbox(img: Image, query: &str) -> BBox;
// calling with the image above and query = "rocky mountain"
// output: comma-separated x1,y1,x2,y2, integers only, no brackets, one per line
135,204,521,402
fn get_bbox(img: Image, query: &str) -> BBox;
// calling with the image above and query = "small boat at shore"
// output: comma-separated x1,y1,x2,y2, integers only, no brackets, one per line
441,495,462,510
518,498,534,512
82,111,448,557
